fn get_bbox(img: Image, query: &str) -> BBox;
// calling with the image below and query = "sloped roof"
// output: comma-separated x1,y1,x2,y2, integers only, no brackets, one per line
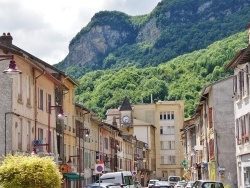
119,96,132,111
226,45,250,69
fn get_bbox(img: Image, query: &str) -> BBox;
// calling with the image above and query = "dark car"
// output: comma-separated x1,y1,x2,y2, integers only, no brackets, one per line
191,180,224,188
152,181,173,188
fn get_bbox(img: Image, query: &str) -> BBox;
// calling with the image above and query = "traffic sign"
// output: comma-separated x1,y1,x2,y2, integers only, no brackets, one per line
95,163,104,174
132,171,137,176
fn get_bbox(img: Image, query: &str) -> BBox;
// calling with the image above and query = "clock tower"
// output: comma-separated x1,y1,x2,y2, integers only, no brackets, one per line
119,96,133,130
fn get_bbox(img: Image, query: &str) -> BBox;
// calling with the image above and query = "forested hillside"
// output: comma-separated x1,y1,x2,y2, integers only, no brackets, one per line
75,31,248,119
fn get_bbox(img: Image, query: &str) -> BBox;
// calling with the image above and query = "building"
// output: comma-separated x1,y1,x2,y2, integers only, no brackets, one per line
0,33,67,159
105,97,184,182
182,77,237,187
132,100,184,180
225,23,250,188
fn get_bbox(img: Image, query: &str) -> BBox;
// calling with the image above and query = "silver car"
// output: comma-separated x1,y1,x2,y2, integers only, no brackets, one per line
191,180,224,188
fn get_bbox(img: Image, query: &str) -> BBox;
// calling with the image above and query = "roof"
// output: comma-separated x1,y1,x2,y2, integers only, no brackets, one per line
119,96,132,111
0,34,79,86
106,109,120,115
226,45,250,69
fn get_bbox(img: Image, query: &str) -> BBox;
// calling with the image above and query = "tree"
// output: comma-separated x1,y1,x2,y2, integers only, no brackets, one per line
0,155,62,188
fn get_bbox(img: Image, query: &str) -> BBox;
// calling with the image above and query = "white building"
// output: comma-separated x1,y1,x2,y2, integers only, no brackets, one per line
226,23,250,188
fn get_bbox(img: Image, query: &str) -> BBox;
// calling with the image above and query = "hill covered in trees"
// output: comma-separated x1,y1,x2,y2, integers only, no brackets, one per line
74,31,248,119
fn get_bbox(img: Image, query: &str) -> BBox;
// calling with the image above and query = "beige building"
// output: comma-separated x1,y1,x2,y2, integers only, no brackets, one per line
132,100,184,180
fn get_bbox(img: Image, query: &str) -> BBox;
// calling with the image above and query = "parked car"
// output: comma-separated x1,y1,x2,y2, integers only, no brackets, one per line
168,176,181,186
148,179,159,188
134,181,142,188
185,181,195,188
174,181,187,188
90,183,121,188
152,181,172,188
191,180,224,188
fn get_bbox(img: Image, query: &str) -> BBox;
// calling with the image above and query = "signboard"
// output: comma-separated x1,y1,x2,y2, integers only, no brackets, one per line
132,171,137,177
95,163,104,174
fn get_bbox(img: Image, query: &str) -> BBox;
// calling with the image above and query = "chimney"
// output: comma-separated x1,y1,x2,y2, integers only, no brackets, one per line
0,32,13,46
248,23,250,44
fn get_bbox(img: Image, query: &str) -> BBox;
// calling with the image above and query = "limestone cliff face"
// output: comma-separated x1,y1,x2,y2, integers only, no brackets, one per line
136,17,161,44
63,25,133,67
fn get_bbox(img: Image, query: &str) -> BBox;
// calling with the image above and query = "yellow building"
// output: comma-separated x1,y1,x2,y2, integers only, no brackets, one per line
132,100,184,180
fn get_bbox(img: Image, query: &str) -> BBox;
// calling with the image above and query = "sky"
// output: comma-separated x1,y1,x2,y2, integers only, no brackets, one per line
1,0,162,65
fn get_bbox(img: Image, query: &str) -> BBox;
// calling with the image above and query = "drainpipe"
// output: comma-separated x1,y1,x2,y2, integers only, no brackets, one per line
34,69,45,139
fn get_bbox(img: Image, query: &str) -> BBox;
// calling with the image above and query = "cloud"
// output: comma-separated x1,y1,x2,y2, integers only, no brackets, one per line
1,0,161,64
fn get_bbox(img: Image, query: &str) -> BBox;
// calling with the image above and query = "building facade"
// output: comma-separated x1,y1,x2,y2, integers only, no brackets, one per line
182,77,237,187
226,24,250,188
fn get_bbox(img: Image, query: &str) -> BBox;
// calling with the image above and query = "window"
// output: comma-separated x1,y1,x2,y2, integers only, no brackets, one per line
160,155,175,164
26,75,31,105
167,126,175,134
245,65,250,96
161,155,165,164
18,74,22,102
104,137,108,149
167,111,174,120
46,93,51,113
168,141,175,149
38,128,43,140
18,119,22,150
160,112,167,120
233,75,237,99
160,126,163,134
161,141,175,149
236,114,250,145
168,155,175,164
38,88,43,110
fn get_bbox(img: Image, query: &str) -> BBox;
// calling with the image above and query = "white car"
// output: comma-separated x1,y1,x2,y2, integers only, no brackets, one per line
174,181,187,188
148,179,159,188
191,180,224,188
185,181,195,188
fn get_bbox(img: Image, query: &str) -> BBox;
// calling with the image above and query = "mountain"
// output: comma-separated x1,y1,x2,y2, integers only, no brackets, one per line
53,0,250,118
54,0,250,77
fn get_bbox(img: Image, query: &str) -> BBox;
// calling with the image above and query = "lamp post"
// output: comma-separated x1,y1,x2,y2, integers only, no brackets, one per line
67,126,89,188
48,101,64,153
78,127,89,188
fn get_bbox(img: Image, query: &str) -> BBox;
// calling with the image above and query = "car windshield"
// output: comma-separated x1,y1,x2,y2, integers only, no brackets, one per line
124,175,133,185
169,177,180,182
150,180,158,184
155,181,170,185
193,182,224,188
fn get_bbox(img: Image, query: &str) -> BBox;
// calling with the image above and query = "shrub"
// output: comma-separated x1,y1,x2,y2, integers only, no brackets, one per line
0,155,62,188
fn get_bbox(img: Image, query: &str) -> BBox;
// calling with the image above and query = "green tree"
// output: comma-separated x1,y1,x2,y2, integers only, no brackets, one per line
0,155,62,188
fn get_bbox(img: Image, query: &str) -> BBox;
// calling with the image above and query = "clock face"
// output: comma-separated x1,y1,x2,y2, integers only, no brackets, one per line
122,115,130,124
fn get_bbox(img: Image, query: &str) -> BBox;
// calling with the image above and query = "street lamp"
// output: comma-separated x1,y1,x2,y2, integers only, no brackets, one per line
0,54,22,74
78,127,90,188
48,101,64,153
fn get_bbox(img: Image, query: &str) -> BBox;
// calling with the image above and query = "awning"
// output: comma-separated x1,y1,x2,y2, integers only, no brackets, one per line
63,173,84,181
